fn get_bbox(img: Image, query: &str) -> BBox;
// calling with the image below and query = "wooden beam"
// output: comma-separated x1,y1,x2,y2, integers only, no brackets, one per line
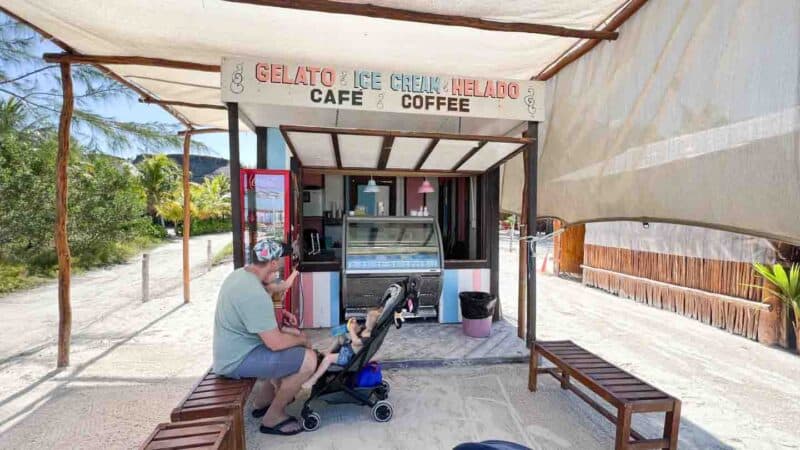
303,166,476,178
414,138,440,170
256,126,268,169
42,52,220,72
452,141,486,171
378,136,394,170
182,133,191,303
178,128,227,136
486,143,527,172
226,0,618,39
331,133,342,169
535,0,648,80
228,103,244,269
280,124,530,144
55,62,74,368
279,127,300,160
140,98,226,110
525,121,539,346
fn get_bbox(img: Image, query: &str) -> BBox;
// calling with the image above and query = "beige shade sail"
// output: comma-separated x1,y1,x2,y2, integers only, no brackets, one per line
503,0,800,244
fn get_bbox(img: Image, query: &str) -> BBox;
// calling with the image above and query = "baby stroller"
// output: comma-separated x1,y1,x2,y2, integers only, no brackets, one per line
300,277,419,431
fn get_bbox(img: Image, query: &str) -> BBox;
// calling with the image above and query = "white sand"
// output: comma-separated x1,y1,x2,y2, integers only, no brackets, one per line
0,241,798,449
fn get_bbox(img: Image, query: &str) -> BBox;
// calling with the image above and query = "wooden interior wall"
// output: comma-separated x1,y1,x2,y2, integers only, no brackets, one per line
582,244,766,340
553,222,585,276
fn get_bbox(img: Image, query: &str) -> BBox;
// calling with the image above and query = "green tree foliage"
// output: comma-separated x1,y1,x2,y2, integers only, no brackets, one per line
192,174,231,220
0,99,157,276
137,154,180,218
752,263,800,329
155,174,231,235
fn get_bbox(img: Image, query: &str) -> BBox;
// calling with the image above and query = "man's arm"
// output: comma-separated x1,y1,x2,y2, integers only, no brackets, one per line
259,327,309,351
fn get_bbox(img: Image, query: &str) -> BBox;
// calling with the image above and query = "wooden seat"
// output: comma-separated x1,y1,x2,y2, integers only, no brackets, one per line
529,340,681,450
140,417,234,450
171,368,256,450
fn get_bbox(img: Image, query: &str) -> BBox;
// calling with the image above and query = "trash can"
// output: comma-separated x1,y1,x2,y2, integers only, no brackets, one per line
459,291,497,338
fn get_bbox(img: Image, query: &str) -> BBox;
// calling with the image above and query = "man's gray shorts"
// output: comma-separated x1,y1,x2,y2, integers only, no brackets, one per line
229,345,306,380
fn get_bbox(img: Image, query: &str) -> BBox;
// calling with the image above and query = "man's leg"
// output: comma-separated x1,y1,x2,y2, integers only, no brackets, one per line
252,379,276,410
262,348,317,430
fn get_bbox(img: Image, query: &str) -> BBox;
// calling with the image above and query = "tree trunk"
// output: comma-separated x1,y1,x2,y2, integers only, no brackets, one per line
56,62,74,368
757,278,782,346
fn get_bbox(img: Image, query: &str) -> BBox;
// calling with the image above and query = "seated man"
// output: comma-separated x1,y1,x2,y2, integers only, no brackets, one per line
212,239,316,436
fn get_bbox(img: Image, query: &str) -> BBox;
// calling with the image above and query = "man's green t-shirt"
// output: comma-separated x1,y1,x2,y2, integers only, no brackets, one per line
213,268,277,375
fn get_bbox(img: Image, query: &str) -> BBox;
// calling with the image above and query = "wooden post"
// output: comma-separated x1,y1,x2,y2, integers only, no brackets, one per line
55,62,74,368
182,132,191,303
227,103,244,268
256,126,268,169
142,253,150,302
525,121,539,347
485,167,501,321
517,148,529,340
207,239,213,272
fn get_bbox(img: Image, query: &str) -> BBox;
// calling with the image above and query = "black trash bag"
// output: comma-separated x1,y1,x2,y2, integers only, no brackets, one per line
459,291,497,320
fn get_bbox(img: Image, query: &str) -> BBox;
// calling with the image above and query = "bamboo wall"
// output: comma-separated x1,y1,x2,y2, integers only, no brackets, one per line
583,244,765,340
553,222,585,275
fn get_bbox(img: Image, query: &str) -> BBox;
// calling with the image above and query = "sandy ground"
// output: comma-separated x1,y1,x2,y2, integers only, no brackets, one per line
0,240,798,449
0,233,230,360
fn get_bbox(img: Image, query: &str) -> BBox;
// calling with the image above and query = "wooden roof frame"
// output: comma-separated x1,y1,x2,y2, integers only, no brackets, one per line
226,0,620,40
280,124,530,177
2,1,648,129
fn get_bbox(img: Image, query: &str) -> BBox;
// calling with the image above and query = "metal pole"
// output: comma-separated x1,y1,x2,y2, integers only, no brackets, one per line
526,121,539,347
227,103,244,268
142,253,150,302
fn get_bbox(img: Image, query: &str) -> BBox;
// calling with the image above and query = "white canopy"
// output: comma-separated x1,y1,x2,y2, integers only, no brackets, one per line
5,0,799,243
3,0,626,131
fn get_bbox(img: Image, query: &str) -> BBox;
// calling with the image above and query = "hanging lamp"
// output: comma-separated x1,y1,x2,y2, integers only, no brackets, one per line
363,177,380,193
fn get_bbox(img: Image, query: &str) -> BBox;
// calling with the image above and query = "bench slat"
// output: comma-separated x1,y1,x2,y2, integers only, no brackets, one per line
146,435,219,449
183,395,242,408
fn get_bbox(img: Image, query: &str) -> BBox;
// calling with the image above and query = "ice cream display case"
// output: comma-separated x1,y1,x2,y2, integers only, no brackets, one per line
342,216,443,319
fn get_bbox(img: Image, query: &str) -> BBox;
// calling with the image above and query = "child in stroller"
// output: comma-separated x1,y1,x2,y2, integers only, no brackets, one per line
302,309,382,391
299,276,420,431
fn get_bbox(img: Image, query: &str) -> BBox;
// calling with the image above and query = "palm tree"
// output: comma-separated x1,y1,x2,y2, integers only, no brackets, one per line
137,154,180,221
192,174,231,220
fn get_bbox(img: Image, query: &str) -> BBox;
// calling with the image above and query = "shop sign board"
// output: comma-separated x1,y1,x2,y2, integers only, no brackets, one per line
221,57,545,121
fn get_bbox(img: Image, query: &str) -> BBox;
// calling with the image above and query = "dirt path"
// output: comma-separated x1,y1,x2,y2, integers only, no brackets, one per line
0,233,231,362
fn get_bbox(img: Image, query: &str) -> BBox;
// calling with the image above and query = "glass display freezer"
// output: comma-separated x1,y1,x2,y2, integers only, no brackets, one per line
342,216,443,319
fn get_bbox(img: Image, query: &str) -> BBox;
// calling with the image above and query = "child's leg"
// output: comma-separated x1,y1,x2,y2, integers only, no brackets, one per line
302,353,338,390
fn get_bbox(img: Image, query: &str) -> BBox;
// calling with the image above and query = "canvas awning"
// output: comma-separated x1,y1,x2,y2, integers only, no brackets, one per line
4,0,797,243
2,0,631,131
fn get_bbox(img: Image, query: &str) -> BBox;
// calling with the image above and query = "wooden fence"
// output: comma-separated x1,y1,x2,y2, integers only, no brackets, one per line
582,244,766,340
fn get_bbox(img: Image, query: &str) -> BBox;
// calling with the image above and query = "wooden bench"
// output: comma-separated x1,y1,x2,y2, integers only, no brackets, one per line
529,340,681,450
171,369,256,450
140,417,234,450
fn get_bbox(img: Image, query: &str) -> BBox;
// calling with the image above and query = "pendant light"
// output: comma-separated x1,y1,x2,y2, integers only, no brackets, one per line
364,176,380,193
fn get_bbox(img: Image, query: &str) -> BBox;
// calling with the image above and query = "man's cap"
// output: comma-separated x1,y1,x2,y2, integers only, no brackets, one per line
252,239,291,263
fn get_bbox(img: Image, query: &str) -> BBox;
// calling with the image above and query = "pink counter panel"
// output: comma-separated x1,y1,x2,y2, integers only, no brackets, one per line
298,268,490,328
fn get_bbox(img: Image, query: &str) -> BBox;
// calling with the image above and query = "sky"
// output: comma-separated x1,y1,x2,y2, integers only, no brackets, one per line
17,34,258,166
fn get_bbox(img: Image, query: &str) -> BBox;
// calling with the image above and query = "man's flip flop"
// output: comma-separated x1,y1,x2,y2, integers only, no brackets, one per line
252,396,297,418
259,417,303,436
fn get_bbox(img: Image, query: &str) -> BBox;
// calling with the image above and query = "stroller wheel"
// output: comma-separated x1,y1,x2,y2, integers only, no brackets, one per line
379,381,390,393
302,412,321,431
371,401,393,422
